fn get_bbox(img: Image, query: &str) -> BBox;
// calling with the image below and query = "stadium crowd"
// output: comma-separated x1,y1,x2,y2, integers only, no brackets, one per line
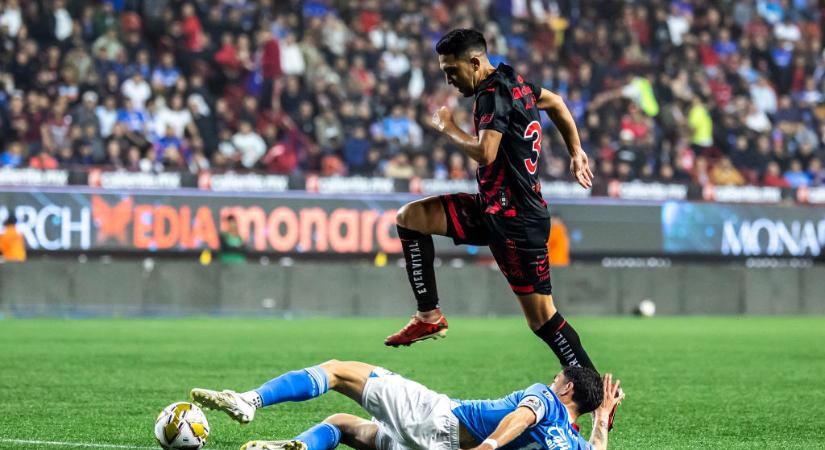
0,0,824,188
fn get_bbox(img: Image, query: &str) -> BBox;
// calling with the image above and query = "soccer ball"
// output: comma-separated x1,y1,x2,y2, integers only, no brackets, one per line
154,402,210,450
637,299,656,318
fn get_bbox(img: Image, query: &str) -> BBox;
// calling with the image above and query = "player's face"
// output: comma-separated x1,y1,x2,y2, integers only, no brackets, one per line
438,54,477,97
550,371,571,395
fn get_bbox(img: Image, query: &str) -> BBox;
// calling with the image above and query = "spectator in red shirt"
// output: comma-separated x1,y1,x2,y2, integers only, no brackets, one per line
180,3,204,52
29,148,59,170
763,162,790,187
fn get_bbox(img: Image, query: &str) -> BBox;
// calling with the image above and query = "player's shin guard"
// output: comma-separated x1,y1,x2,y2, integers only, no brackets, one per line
294,423,341,450
397,225,439,312
535,312,596,371
254,366,329,407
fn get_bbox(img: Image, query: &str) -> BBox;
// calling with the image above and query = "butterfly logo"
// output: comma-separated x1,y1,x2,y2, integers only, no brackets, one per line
91,195,134,244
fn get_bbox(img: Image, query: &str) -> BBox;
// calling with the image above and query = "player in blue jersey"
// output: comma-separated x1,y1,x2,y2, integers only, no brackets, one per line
191,359,623,450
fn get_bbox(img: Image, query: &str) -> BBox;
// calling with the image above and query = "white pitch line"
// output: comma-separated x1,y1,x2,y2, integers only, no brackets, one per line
0,438,158,449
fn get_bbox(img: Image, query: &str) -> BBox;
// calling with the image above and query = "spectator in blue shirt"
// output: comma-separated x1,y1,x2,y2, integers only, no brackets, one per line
784,159,811,187
342,126,371,173
0,142,24,167
116,98,147,133
381,106,411,145
151,53,181,90
713,29,737,58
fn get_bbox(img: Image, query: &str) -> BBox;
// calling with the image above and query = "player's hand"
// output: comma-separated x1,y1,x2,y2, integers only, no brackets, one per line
595,373,624,418
569,148,594,189
431,106,454,132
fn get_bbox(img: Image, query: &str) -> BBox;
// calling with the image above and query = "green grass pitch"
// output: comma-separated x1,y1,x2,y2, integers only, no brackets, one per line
1,317,824,449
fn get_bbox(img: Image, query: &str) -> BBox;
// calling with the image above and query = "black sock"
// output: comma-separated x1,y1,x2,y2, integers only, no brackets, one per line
535,312,596,371
397,225,439,312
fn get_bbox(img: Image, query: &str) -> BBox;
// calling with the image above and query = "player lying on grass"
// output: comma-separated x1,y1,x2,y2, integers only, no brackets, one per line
190,359,623,450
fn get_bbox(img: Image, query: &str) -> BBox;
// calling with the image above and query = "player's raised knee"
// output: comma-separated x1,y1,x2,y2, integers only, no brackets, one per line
397,200,439,233
396,203,418,229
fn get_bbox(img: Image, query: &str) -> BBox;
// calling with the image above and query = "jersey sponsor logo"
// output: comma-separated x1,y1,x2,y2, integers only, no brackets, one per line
523,121,542,174
536,255,550,281
545,426,572,450
479,113,494,125
512,85,534,100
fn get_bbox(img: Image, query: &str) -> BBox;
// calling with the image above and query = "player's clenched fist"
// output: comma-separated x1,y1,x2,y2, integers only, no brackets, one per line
431,106,453,132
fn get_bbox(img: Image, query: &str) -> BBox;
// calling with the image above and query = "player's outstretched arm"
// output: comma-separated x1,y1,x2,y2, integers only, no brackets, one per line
536,88,593,189
467,406,536,450
589,373,624,450
431,106,503,165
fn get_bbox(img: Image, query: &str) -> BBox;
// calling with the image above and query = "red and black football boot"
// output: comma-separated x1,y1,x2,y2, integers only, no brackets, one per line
384,315,448,347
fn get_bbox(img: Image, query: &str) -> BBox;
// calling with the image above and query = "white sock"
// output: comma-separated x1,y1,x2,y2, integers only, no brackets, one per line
240,391,262,408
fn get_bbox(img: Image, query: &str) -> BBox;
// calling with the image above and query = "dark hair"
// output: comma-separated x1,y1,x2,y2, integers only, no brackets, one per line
226,215,237,223
4,215,17,226
435,28,487,57
563,366,603,414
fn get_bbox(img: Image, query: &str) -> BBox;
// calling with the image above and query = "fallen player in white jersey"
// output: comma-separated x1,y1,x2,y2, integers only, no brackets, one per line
191,359,623,450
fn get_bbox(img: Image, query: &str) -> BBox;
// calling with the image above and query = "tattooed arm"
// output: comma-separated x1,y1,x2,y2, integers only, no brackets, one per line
589,373,624,450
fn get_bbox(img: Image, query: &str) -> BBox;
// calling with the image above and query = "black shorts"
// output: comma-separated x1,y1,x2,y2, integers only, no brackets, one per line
439,193,552,295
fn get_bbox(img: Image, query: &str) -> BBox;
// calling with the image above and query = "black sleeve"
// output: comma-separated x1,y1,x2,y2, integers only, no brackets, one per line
475,84,512,134
526,82,541,102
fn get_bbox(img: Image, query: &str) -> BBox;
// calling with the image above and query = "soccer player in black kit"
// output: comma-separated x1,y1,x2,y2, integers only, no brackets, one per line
383,28,620,425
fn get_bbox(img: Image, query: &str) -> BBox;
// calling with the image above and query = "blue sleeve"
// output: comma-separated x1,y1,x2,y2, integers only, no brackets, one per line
517,383,556,426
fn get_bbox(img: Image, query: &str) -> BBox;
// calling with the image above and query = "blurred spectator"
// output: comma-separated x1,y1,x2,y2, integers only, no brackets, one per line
150,53,180,90
30,147,58,170
687,96,713,149
762,161,789,187
384,152,414,179
121,71,151,111
710,156,746,186
547,212,570,267
784,159,811,187
72,92,101,132
154,95,194,138
343,126,370,174
0,0,22,38
1,141,24,167
218,215,246,264
809,159,825,186
231,120,266,169
0,214,26,262
0,0,819,192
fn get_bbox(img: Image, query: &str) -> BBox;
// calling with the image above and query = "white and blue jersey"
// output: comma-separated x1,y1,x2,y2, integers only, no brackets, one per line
451,383,591,450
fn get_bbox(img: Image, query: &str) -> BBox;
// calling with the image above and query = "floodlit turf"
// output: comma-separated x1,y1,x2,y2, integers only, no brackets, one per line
1,317,824,449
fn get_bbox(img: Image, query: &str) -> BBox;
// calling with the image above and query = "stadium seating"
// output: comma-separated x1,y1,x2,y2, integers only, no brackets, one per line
0,0,823,191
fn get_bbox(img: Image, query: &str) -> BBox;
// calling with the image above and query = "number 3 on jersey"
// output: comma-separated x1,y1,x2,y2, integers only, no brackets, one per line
523,120,542,174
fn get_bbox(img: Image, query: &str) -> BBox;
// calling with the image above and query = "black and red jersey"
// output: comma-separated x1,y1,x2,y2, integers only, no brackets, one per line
473,63,548,220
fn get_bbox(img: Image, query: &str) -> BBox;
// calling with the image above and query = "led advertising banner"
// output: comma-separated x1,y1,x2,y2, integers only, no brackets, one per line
0,189,661,256
662,202,825,257
4,188,821,257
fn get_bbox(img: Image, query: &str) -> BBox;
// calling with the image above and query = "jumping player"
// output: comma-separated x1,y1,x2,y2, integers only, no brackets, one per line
190,359,623,450
386,29,596,373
